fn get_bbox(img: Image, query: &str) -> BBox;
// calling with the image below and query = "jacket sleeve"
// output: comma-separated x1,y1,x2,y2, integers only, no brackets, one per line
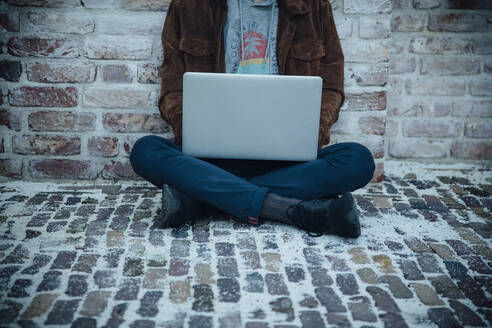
158,0,185,147
318,0,345,149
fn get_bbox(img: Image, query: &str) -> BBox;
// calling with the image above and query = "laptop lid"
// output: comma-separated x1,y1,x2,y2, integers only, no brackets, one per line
182,72,322,161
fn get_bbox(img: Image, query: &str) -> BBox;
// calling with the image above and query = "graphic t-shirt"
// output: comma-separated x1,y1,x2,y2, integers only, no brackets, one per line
224,0,279,75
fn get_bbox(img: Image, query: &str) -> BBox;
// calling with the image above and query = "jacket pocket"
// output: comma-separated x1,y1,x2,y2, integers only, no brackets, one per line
178,37,216,72
288,38,325,75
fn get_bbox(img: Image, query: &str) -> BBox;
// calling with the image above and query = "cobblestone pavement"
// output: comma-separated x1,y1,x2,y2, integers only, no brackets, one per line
0,172,491,328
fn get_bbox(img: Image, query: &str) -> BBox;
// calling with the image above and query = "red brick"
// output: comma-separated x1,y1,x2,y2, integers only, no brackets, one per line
470,78,492,96
392,13,425,32
0,12,20,32
29,159,98,179
0,109,21,131
83,87,151,108
344,91,387,111
123,136,139,156
420,57,480,76
409,37,472,55
452,100,492,117
101,64,132,83
451,140,492,160
464,123,492,138
28,111,96,132
102,113,170,133
137,63,161,84
13,135,81,155
102,159,141,180
0,159,23,178
389,139,449,158
8,37,79,58
9,86,78,107
359,115,386,135
405,78,465,96
26,61,96,83
403,119,463,137
390,56,416,74
0,60,22,82
87,136,119,157
428,13,487,32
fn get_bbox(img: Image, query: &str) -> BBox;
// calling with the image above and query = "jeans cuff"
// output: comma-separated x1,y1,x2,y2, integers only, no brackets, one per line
247,186,270,226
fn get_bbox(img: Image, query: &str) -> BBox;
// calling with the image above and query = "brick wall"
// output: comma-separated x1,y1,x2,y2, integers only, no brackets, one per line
0,0,490,183
387,0,492,164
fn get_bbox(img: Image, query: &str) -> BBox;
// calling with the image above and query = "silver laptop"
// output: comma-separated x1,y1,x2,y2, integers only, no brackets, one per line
182,72,322,161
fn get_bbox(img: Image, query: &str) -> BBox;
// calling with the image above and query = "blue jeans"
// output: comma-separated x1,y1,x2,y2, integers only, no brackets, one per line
129,135,375,223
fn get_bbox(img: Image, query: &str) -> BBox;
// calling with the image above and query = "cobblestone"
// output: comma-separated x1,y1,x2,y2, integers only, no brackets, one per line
0,174,490,326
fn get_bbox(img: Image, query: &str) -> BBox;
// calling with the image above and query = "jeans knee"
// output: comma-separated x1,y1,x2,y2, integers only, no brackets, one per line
129,135,158,170
350,142,376,186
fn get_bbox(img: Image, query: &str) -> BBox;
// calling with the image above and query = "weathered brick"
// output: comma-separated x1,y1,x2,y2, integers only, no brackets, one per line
13,135,81,155
9,86,77,107
409,37,472,54
102,113,170,133
413,0,440,9
428,13,488,32
359,115,386,135
403,119,462,138
101,64,132,82
83,87,151,108
8,36,79,57
390,56,416,74
464,122,492,138
470,78,492,96
0,109,21,131
344,91,386,110
29,159,98,179
98,13,162,35
391,13,425,32
473,36,492,55
420,57,480,75
0,60,21,81
348,63,388,86
0,12,20,32
120,0,170,11
451,140,492,160
406,78,466,96
137,63,161,84
88,136,119,157
28,111,96,132
342,40,389,63
103,159,141,179
26,11,94,34
453,100,492,117
8,0,80,7
84,36,152,60
26,61,96,83
344,0,391,14
0,158,24,178
360,17,390,38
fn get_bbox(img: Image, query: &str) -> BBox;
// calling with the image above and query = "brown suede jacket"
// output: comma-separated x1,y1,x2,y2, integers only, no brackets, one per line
158,0,345,150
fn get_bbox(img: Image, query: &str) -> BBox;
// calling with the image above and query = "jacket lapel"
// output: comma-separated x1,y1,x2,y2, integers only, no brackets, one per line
215,0,310,74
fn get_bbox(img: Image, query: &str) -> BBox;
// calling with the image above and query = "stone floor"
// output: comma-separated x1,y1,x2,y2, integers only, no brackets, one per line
0,172,491,328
